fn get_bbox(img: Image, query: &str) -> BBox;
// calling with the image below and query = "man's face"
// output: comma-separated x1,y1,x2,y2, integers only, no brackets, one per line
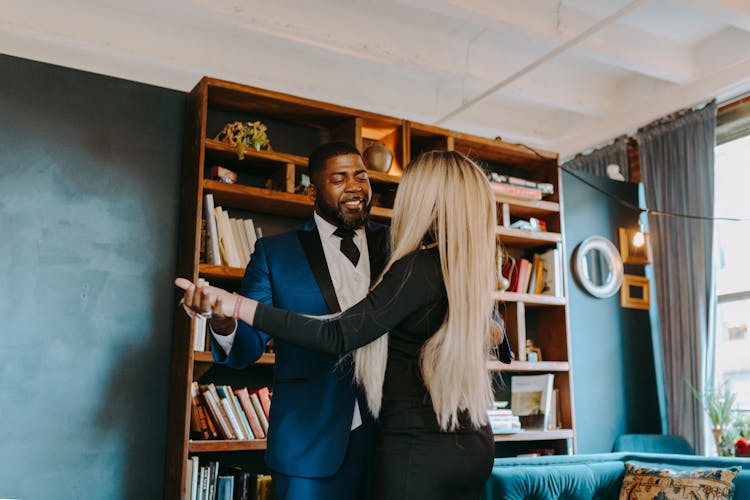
309,153,372,229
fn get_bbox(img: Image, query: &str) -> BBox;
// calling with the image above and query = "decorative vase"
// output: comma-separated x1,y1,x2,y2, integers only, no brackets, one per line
363,143,393,173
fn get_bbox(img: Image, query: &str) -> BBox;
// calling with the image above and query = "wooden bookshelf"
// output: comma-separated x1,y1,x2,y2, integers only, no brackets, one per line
165,78,576,498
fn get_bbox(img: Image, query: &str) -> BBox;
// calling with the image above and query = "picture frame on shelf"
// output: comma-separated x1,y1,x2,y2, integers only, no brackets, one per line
621,274,650,310
619,227,652,265
525,339,543,362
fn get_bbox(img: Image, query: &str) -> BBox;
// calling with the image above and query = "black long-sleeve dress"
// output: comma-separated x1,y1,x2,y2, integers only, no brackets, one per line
253,247,497,500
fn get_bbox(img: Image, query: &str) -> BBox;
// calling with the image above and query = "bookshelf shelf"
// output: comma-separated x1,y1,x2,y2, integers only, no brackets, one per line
199,264,245,281
495,195,560,218
493,429,574,442
493,291,566,307
189,439,268,452
203,179,392,222
488,360,570,372
205,139,307,167
495,227,562,248
193,351,275,365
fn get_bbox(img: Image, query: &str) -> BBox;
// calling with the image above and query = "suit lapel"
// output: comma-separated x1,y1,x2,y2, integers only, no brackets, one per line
298,221,341,314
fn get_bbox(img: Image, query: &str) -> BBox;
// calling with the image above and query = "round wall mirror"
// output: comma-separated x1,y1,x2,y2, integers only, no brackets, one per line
573,236,623,298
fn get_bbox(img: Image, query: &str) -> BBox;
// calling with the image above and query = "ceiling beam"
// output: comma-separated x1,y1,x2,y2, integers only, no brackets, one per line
670,0,750,33
394,0,696,83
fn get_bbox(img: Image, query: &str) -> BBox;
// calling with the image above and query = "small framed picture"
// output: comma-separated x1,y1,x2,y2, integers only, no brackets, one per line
621,274,650,310
619,227,652,265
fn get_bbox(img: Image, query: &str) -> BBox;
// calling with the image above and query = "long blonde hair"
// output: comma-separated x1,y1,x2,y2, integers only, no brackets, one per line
353,151,497,430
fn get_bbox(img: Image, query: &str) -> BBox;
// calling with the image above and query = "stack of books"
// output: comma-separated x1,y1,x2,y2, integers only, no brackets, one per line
501,247,563,296
488,407,522,434
489,173,554,201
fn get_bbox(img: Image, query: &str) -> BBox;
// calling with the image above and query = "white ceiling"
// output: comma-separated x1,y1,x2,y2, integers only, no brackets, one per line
4,0,750,159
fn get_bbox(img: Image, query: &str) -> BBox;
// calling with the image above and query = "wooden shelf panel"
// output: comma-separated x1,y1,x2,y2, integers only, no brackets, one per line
495,195,560,217
193,351,275,365
189,439,267,452
203,179,392,221
493,429,573,442
493,291,566,307
495,227,561,248
366,170,401,185
487,360,570,372
453,132,557,169
204,139,307,167
199,264,245,281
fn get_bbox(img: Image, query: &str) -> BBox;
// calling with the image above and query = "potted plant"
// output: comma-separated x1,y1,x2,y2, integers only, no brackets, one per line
691,382,737,456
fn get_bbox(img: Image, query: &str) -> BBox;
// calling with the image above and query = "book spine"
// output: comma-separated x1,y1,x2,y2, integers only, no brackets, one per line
491,182,543,200
235,388,265,439
255,387,272,420
201,388,234,440
204,194,222,265
250,393,270,434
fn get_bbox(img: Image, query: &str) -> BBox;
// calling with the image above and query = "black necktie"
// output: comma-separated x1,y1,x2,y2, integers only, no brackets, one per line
333,227,360,267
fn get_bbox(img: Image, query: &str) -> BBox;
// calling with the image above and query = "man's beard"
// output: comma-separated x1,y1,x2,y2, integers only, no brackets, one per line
317,198,372,230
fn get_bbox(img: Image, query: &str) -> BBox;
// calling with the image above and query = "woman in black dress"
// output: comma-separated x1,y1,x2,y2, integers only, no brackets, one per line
178,151,509,499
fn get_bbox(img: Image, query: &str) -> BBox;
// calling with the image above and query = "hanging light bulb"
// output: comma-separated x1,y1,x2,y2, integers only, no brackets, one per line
632,212,646,248
632,229,645,248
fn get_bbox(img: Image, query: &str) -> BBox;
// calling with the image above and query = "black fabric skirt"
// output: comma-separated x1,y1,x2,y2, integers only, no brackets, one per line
372,424,494,500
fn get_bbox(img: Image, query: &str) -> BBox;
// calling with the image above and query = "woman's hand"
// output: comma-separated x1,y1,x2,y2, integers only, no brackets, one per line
175,278,235,320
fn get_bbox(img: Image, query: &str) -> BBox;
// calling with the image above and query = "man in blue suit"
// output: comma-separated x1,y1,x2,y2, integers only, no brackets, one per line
208,141,390,499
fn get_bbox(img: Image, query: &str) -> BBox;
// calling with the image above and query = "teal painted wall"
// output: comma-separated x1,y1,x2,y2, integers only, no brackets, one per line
563,171,661,453
0,56,185,499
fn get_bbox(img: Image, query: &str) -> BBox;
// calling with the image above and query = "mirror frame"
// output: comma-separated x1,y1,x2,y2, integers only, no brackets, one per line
573,236,624,298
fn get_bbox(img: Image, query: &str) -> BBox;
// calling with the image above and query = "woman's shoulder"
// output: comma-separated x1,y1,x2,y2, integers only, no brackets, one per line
391,246,441,273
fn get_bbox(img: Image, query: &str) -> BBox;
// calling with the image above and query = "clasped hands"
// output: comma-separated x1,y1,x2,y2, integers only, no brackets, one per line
175,277,238,321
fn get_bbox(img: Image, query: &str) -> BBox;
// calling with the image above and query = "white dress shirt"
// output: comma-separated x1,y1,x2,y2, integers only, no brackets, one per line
212,212,371,430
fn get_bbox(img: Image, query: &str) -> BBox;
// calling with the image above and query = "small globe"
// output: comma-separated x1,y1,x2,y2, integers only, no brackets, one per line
363,143,393,173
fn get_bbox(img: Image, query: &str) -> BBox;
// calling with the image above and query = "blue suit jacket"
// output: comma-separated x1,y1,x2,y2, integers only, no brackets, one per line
211,218,390,478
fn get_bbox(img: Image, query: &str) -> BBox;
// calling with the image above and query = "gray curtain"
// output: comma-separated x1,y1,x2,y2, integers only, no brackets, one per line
563,137,630,181
637,102,716,454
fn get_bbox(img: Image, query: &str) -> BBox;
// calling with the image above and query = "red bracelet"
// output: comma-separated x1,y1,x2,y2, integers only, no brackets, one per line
233,293,243,321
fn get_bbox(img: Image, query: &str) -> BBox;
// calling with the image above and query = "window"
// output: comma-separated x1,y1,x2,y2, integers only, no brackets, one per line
714,134,750,412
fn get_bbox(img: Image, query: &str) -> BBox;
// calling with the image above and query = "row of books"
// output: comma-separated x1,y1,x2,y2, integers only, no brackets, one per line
501,248,562,296
203,193,262,268
489,172,554,201
191,382,271,441
184,458,271,500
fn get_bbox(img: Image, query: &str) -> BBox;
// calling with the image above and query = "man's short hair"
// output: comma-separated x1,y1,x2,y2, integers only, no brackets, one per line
308,141,362,183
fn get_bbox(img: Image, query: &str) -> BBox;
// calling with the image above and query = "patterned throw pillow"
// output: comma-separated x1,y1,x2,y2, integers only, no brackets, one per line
619,462,740,500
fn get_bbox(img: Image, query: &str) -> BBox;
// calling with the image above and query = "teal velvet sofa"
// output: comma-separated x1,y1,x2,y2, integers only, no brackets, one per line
482,452,750,499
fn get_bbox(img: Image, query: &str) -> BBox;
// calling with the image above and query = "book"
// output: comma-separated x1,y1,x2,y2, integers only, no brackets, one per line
216,385,247,440
516,258,532,293
207,461,219,500
189,456,199,500
200,385,235,440
540,247,563,297
232,393,255,439
217,475,235,500
219,465,254,500
204,194,221,265
501,259,520,292
234,387,265,439
252,386,272,420
243,219,257,255
193,310,207,351
511,374,554,431
191,382,217,439
183,456,194,500
231,218,250,268
250,392,270,434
